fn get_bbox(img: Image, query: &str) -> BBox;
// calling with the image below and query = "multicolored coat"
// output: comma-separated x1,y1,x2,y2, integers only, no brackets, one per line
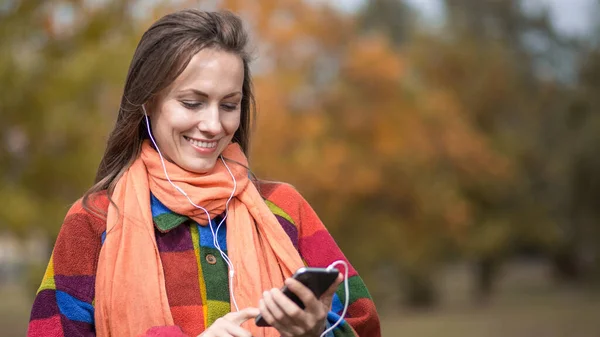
27,181,381,336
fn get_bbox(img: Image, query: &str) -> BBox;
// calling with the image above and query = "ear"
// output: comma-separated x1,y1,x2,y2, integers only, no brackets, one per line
141,104,150,117
142,96,159,117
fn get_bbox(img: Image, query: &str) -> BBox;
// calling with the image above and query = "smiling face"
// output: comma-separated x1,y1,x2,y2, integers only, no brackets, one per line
148,48,244,174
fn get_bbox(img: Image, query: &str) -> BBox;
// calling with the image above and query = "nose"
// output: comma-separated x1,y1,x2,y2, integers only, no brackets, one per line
197,103,222,135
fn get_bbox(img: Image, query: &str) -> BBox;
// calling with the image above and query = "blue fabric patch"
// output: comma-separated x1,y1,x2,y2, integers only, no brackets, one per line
56,290,94,323
150,194,173,218
323,318,336,337
101,231,106,245
331,293,343,314
326,311,347,336
198,219,227,250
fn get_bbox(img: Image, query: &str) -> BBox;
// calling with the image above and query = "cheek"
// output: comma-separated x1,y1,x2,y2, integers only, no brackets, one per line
222,113,241,135
156,104,193,135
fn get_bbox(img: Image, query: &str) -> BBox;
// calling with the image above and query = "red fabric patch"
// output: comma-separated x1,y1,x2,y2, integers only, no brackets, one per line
299,230,358,277
160,250,202,306
346,297,381,337
258,181,323,237
53,212,103,276
170,305,206,337
27,315,63,337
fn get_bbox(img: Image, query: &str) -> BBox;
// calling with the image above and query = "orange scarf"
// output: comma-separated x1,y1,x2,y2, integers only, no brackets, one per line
95,140,304,337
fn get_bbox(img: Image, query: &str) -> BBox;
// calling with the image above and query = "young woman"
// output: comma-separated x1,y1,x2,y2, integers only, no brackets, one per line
27,9,380,337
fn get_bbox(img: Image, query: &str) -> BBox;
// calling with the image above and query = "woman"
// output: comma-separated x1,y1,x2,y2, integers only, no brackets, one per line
27,9,380,337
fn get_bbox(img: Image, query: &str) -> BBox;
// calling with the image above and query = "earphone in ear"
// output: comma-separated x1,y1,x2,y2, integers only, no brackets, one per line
141,102,240,311
140,103,349,326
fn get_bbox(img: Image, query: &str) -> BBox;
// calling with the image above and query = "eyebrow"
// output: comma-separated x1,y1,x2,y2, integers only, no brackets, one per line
179,89,242,99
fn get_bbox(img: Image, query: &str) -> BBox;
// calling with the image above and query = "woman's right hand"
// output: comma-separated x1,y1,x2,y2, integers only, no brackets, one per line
198,307,259,337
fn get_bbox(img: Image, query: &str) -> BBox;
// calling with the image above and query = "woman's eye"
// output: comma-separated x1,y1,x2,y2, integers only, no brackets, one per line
182,101,202,109
221,104,238,111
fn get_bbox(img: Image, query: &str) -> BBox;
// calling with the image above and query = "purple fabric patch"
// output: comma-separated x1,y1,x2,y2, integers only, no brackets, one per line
275,214,299,249
155,224,194,252
60,314,95,337
30,290,60,320
54,275,95,303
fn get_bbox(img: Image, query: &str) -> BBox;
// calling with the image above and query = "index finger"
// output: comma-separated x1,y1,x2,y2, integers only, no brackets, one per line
227,307,260,325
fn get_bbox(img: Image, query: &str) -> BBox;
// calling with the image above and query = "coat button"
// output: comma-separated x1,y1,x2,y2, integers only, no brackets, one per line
206,254,217,265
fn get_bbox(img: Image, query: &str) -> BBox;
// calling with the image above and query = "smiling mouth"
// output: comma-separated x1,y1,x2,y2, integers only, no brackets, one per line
184,136,218,149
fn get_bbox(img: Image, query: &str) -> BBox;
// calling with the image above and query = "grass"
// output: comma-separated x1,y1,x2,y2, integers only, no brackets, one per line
381,290,600,337
3,261,599,336
0,285,32,337
379,261,600,337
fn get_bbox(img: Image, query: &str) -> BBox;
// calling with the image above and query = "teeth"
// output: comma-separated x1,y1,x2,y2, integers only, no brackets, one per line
186,137,217,148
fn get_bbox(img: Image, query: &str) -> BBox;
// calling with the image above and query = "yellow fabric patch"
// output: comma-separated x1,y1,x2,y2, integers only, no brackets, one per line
206,300,232,327
191,224,209,327
265,200,296,227
37,254,56,293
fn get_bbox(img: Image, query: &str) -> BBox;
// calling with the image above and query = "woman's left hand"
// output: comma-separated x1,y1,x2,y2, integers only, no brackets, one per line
258,273,343,337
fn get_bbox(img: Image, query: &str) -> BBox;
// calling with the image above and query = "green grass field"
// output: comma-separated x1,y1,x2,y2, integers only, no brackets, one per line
3,262,599,336
380,291,600,337
0,285,32,337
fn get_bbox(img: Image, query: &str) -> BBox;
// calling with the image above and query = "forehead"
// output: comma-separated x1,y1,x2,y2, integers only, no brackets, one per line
169,48,244,94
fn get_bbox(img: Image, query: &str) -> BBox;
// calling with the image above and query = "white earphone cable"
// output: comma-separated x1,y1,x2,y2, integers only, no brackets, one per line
143,105,240,311
142,105,350,323
322,260,350,337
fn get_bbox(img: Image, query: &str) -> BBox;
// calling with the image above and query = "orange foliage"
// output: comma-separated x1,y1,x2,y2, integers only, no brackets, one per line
223,0,515,267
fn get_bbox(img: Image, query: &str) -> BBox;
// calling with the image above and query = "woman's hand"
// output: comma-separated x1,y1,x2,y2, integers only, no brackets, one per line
258,273,343,337
198,307,259,337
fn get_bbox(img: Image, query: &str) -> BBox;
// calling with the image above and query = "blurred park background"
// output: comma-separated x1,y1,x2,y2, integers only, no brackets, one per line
2,0,600,336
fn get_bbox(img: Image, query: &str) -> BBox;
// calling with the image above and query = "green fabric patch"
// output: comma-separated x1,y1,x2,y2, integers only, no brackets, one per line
335,275,372,305
201,246,231,303
153,212,188,232
332,321,356,337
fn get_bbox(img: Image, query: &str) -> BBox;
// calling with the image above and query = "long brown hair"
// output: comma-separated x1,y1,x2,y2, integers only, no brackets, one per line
82,9,256,216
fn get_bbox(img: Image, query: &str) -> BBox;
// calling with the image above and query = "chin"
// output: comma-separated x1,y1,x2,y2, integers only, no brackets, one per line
182,159,218,174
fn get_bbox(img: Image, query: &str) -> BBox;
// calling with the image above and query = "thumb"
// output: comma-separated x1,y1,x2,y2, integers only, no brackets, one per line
228,307,260,325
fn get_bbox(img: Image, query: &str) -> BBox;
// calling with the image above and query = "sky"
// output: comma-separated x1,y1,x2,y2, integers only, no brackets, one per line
522,0,597,36
317,0,597,38
60,0,598,40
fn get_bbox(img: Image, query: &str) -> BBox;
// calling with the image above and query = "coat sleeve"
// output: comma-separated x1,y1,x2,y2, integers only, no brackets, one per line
262,182,382,337
27,196,108,337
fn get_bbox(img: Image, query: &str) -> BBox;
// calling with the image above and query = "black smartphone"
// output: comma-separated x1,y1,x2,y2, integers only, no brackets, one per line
255,267,340,327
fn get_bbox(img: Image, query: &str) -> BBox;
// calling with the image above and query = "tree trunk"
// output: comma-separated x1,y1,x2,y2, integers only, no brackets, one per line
473,256,500,303
402,271,438,309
